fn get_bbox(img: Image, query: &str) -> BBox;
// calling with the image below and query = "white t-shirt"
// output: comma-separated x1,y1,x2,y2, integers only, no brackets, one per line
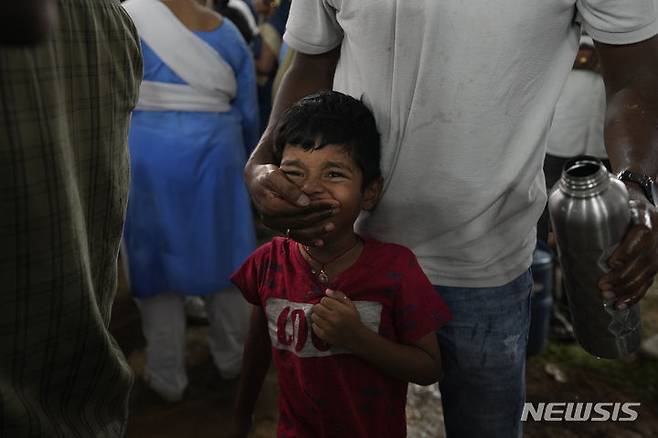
284,0,658,287
547,36,606,158
547,69,607,158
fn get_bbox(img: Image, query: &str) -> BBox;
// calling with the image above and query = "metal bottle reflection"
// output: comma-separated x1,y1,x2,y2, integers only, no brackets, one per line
548,156,641,358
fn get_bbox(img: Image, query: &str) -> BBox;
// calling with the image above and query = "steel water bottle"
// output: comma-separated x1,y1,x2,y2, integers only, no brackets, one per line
548,155,641,358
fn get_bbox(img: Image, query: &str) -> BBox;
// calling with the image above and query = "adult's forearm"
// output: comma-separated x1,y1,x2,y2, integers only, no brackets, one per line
246,48,340,168
0,0,57,45
604,87,658,177
597,38,658,179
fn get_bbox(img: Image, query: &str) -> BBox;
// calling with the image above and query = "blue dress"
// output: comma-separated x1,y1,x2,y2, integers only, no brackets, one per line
124,20,259,298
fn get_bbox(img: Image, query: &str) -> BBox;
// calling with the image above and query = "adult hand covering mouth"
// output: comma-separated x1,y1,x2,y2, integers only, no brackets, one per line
243,47,342,247
246,162,340,247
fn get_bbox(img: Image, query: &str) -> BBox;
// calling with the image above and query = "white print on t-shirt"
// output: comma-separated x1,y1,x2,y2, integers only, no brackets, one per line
265,297,383,358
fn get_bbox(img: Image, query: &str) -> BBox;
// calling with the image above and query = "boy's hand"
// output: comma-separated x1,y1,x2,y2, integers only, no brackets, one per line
311,289,365,350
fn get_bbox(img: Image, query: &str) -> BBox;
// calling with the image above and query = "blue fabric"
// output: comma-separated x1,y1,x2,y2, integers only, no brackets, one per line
278,41,289,66
435,270,532,438
256,0,291,133
124,20,259,298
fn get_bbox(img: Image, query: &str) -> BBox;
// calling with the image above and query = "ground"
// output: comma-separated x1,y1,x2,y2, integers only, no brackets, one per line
110,263,658,438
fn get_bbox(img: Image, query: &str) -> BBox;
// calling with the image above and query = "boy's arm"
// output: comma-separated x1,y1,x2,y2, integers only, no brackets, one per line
311,290,442,386
232,306,272,437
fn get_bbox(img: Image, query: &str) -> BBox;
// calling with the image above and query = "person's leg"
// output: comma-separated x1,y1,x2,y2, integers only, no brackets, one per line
437,270,532,438
204,286,251,378
137,292,188,402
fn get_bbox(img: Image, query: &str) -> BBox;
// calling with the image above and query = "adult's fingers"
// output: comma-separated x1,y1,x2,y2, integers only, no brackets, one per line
249,165,340,240
250,165,340,214
603,251,655,289
614,278,654,309
601,199,658,308
606,203,653,268
601,258,656,309
616,279,655,309
264,201,339,224
263,203,337,236
248,165,308,214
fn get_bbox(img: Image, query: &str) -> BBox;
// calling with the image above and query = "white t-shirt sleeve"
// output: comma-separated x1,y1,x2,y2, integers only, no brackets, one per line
283,0,343,54
576,0,658,44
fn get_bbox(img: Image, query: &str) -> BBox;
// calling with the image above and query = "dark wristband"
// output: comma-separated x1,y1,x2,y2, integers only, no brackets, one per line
616,169,657,206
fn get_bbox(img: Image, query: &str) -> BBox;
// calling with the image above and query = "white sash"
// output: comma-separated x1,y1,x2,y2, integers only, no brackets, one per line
228,0,259,36
123,0,237,112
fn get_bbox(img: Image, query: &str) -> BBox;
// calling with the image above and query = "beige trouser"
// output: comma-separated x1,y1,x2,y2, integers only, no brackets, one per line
137,287,250,400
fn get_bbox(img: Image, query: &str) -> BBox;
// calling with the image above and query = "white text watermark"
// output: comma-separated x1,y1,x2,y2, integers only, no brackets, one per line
521,402,640,422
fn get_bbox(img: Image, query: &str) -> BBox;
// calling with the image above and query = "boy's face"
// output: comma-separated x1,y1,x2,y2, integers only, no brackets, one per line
280,143,381,240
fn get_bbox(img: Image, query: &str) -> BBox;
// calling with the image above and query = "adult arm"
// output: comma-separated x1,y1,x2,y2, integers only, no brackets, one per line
232,307,272,437
311,290,442,386
595,35,658,308
0,0,57,45
244,48,341,245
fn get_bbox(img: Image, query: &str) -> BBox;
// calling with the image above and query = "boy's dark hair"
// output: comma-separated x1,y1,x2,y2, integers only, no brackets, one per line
273,90,382,189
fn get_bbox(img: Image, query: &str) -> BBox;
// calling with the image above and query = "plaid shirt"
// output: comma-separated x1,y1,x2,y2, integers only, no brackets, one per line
0,0,142,436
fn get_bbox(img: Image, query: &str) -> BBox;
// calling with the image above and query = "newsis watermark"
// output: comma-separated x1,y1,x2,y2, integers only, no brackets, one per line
521,402,641,422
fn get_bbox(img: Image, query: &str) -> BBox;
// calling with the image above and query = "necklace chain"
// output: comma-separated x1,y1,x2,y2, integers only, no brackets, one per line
301,238,362,283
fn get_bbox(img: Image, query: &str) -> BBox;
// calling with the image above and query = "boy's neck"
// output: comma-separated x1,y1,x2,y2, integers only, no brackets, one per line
299,232,364,282
307,232,361,263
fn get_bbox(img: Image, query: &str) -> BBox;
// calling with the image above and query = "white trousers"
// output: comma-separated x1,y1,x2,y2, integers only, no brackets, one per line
137,287,250,400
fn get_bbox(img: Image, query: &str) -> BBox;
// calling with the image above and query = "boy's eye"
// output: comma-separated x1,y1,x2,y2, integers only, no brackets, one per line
282,169,303,178
327,171,346,179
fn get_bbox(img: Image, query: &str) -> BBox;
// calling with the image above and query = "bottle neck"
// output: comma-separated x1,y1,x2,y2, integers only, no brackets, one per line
559,156,610,197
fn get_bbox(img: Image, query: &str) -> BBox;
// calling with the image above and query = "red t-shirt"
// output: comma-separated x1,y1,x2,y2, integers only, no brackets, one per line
231,237,451,438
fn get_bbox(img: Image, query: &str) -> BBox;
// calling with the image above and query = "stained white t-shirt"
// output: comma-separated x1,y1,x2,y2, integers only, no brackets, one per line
547,69,607,158
284,0,658,287
547,37,607,158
